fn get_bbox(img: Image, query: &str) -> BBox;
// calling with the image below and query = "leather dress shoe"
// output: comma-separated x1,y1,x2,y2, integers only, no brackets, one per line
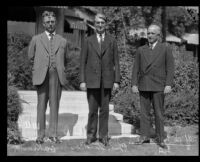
99,138,110,146
36,138,44,144
158,141,168,149
153,137,168,149
85,137,97,145
47,137,62,144
135,136,150,145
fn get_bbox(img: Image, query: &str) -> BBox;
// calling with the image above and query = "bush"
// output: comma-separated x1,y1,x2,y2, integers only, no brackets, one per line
113,87,140,129
7,73,23,144
8,32,34,90
65,49,81,90
164,50,199,126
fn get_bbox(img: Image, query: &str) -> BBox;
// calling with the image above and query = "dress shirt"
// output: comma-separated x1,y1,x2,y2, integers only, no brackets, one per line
45,31,56,40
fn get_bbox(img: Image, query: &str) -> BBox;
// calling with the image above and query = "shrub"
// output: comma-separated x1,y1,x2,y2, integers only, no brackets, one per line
7,73,23,144
8,32,34,90
65,49,81,90
113,87,141,129
164,50,199,126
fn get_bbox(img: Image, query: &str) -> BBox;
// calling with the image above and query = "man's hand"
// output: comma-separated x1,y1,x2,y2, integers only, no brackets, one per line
164,86,172,94
80,82,87,91
113,83,119,91
132,85,139,93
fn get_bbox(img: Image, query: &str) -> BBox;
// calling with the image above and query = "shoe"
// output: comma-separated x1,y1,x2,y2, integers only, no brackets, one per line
85,137,97,145
135,136,150,145
158,141,168,149
36,138,44,144
99,138,110,146
153,137,168,149
48,137,62,144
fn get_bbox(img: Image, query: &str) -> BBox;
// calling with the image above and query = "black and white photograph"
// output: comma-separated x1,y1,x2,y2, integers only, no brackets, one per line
7,6,199,156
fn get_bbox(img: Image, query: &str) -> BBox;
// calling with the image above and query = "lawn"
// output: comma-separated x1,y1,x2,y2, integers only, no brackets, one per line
7,125,198,156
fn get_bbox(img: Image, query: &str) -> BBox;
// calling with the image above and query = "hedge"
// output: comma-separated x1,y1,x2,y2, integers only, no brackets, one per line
7,73,23,144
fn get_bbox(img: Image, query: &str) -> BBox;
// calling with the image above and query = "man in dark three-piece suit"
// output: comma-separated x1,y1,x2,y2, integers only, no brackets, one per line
80,13,120,146
28,11,68,144
131,24,174,148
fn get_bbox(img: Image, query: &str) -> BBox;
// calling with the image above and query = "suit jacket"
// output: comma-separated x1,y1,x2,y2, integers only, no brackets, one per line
80,33,120,88
131,42,174,91
28,32,68,86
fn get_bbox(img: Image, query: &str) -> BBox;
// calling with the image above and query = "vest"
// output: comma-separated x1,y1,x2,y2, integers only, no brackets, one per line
49,37,56,68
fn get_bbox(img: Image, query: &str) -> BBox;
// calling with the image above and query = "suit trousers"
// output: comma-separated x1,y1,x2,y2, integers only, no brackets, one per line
86,82,111,139
36,66,62,139
139,91,165,142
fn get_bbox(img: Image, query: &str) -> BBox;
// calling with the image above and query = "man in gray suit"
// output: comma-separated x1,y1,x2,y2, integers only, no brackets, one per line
80,13,120,146
132,24,174,148
28,11,68,144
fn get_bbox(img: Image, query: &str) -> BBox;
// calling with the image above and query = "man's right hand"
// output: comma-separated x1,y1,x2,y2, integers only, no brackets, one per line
131,85,139,93
80,82,87,91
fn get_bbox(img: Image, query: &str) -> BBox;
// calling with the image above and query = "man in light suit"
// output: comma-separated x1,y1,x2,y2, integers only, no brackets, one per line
28,11,68,144
80,13,120,146
132,24,174,148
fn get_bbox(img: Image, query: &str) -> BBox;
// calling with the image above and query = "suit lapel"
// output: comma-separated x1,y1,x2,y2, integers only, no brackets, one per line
53,34,61,54
40,32,50,54
148,42,161,65
142,45,151,65
90,34,101,57
101,34,111,56
145,42,162,73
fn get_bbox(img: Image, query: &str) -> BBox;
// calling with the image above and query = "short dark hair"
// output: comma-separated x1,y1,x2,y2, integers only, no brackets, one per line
42,11,56,21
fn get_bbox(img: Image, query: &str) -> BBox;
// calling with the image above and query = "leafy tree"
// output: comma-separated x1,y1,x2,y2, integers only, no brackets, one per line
166,6,198,37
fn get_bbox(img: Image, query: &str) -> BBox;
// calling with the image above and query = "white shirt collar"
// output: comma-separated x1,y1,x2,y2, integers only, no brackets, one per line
149,41,158,49
96,32,105,41
45,31,56,40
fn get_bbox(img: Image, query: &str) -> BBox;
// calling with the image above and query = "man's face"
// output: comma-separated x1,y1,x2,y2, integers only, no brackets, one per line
94,16,106,34
43,16,56,33
147,26,160,44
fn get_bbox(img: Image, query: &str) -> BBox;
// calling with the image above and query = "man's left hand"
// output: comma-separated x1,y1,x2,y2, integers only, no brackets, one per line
164,86,172,94
113,83,119,91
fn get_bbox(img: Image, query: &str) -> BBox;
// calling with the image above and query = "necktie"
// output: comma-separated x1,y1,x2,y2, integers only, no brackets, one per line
49,33,54,41
99,34,102,52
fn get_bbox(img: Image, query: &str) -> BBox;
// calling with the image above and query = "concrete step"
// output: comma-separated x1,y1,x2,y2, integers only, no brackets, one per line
18,90,134,141
18,113,133,140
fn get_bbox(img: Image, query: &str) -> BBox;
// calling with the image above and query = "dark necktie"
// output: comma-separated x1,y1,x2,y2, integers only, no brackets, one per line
49,33,54,41
99,34,102,52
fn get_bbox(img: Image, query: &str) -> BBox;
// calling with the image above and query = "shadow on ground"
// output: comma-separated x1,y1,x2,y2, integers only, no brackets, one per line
45,113,122,137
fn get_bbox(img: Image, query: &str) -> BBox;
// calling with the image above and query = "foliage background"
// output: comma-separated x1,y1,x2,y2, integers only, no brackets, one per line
7,72,23,144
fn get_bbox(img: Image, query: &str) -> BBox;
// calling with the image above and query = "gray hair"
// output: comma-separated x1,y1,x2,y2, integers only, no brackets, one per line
148,24,161,35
